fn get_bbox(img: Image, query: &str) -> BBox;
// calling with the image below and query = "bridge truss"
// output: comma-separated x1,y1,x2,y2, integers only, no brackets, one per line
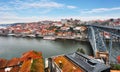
87,25,120,63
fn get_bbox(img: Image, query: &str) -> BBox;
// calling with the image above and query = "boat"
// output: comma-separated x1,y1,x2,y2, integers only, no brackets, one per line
43,36,56,40
26,34,36,38
7,34,16,36
15,34,22,37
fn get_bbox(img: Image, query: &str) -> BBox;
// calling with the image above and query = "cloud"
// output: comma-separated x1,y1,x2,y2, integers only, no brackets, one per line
67,5,77,9
0,0,66,15
0,0,77,11
24,2,64,8
0,6,13,11
0,12,39,24
0,12,119,24
3,0,64,10
81,7,120,14
0,17,40,24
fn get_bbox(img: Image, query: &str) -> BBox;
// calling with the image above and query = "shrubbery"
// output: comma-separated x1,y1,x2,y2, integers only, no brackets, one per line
110,63,120,70
76,48,85,54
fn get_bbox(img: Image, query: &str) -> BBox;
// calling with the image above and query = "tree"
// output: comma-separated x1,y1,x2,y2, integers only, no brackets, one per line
55,29,59,33
76,48,85,54
110,18,114,22
68,27,74,32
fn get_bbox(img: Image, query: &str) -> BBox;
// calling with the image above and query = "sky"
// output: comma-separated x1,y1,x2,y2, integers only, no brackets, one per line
0,0,120,24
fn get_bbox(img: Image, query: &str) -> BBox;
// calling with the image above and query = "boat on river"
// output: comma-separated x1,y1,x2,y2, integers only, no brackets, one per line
43,36,56,40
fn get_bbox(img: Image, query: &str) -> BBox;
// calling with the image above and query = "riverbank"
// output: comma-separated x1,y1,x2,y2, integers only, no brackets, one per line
0,33,88,42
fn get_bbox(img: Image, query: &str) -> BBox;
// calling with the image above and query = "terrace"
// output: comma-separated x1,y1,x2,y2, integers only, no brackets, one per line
53,56,84,72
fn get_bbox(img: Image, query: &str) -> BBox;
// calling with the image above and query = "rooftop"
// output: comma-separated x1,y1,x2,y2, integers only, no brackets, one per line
0,50,44,72
48,52,110,72
53,56,84,72
65,52,110,72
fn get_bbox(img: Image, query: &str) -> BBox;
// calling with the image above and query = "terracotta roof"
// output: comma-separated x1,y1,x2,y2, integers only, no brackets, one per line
19,60,31,72
10,66,20,72
0,50,44,72
31,59,44,72
0,58,8,68
20,50,42,62
6,58,20,67
0,69,5,72
53,56,84,72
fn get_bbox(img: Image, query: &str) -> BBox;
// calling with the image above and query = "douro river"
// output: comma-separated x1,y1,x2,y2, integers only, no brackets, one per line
0,36,93,59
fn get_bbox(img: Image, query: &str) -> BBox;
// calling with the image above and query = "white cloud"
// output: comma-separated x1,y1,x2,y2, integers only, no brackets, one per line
0,12,119,24
0,16,40,24
24,2,64,8
54,16,120,21
6,0,64,10
80,16,119,21
0,6,13,11
0,0,77,11
0,12,39,24
0,0,66,15
67,5,77,9
81,7,120,14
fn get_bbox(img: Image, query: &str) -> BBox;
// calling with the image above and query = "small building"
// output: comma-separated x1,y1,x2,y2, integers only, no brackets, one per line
46,52,110,72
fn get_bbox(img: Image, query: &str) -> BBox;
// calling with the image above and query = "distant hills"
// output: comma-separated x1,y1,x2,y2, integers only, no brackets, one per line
0,23,25,27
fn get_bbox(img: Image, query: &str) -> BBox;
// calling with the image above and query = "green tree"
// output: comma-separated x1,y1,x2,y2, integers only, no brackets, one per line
55,29,59,33
68,27,74,32
76,48,85,54
110,63,120,70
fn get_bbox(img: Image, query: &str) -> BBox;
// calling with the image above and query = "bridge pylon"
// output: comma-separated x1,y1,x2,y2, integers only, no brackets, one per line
87,25,109,64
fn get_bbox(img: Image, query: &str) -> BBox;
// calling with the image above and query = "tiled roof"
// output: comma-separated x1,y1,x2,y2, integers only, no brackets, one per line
0,58,8,68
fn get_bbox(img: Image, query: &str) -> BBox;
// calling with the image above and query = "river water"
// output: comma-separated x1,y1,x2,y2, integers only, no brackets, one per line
0,36,92,59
